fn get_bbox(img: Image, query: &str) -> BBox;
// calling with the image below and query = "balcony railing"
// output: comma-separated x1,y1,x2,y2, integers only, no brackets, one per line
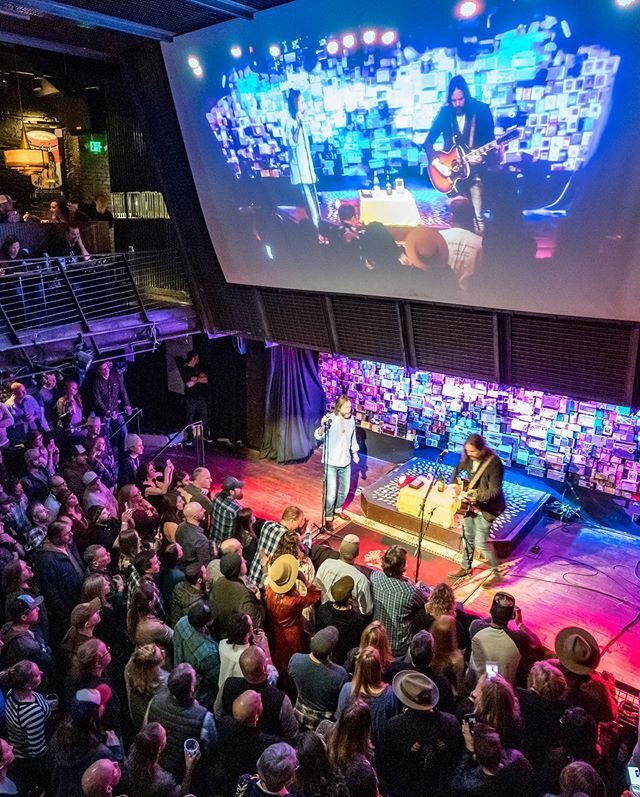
0,250,192,343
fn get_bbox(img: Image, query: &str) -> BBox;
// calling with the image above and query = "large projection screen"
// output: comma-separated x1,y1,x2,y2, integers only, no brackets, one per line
162,0,640,321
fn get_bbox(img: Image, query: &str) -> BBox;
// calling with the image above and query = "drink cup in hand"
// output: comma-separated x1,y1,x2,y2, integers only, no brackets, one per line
184,738,200,759
46,693,59,711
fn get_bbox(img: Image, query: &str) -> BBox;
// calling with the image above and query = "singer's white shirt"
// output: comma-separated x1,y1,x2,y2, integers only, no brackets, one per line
314,415,358,468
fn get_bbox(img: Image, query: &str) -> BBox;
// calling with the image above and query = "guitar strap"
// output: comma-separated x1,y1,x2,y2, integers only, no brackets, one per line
469,113,477,149
466,453,494,491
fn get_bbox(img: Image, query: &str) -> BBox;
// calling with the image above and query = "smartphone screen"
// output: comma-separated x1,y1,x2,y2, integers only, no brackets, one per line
628,765,640,796
486,662,499,679
463,713,477,731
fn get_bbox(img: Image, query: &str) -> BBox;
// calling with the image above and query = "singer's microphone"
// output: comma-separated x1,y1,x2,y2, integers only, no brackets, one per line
438,448,449,460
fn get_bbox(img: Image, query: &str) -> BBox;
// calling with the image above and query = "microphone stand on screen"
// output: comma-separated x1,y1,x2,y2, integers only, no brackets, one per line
415,448,448,583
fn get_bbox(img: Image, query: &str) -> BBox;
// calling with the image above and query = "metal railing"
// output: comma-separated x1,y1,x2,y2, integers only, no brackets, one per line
0,249,191,342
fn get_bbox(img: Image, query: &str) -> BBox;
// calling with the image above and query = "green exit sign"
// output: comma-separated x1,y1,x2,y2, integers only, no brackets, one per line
88,140,103,154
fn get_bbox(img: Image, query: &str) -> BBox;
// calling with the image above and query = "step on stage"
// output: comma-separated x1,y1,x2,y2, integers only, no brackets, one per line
360,457,550,557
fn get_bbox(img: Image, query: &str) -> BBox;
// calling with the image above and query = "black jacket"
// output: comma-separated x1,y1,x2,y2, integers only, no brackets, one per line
32,542,84,632
452,451,506,521
426,98,495,156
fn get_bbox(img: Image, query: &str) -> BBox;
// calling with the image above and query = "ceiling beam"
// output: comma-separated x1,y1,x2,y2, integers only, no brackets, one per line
19,0,176,41
0,29,118,60
183,0,254,20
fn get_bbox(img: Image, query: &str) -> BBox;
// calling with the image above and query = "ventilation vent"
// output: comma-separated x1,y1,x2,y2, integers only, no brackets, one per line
511,317,633,404
260,290,330,350
331,295,404,364
214,285,263,337
410,303,496,381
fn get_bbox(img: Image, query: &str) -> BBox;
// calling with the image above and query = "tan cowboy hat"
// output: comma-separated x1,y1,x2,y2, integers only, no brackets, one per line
268,554,299,594
555,626,601,675
392,670,439,711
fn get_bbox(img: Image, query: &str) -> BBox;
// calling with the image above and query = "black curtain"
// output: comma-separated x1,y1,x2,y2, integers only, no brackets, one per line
260,346,325,464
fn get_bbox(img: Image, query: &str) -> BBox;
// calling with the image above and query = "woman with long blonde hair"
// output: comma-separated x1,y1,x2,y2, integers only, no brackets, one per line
124,644,168,731
346,620,392,678
471,673,523,749
337,646,398,749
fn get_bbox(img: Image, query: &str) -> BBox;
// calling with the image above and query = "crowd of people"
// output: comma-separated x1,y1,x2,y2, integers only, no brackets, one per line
0,369,636,797
0,193,114,229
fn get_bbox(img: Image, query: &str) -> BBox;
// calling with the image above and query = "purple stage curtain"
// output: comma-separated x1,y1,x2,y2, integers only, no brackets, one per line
260,346,325,464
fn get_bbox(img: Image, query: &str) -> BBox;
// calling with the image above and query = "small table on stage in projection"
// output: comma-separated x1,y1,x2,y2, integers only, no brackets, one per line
359,189,422,227
396,481,461,529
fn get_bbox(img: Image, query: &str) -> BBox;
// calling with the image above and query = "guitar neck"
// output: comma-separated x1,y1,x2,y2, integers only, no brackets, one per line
466,139,499,160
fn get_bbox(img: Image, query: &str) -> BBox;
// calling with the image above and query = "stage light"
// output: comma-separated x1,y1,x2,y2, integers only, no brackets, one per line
193,66,203,78
230,46,242,58
362,29,376,45
615,0,639,7
187,56,199,69
269,44,281,57
560,20,571,37
381,30,396,45
342,33,355,49
459,1,479,17
326,40,339,55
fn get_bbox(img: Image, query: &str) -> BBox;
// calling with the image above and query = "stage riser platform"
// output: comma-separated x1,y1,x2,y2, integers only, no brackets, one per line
360,458,550,557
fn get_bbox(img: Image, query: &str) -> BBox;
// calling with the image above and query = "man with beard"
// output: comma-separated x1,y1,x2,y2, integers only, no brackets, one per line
448,433,505,587
425,75,495,234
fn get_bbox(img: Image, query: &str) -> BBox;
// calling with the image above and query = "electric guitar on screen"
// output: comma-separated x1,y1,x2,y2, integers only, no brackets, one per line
428,126,521,194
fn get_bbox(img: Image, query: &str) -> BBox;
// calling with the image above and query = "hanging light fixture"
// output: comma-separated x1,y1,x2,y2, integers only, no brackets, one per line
3,60,48,174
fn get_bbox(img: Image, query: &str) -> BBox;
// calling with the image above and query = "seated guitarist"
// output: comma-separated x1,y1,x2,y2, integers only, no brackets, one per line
448,433,506,587
425,75,495,234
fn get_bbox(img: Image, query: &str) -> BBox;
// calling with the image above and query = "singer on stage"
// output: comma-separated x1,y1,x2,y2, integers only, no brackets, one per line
449,433,505,587
314,396,360,531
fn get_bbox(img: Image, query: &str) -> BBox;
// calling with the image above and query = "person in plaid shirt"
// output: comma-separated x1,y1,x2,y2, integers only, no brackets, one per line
173,602,220,707
210,476,244,545
249,506,309,588
370,545,430,658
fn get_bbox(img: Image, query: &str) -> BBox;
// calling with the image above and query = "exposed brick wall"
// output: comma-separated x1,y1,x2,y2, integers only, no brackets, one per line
63,134,111,204
0,78,110,213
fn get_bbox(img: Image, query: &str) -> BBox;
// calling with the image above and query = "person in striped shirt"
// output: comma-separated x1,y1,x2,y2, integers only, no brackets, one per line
1,659,52,795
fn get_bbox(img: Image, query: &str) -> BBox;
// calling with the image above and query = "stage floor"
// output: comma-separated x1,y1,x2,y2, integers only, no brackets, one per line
168,443,640,688
360,458,549,556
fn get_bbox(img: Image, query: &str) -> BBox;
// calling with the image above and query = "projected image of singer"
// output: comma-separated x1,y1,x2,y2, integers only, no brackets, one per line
425,76,495,235
314,396,360,531
448,433,505,587
286,89,320,230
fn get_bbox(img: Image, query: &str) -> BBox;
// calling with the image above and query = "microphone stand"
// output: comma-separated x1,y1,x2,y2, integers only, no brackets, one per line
415,450,448,583
321,416,332,532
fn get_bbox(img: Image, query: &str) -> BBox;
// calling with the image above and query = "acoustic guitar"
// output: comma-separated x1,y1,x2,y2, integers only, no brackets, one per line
456,477,479,516
428,126,521,194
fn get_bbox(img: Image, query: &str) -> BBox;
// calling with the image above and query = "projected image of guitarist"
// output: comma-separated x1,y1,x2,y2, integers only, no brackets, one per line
425,75,496,234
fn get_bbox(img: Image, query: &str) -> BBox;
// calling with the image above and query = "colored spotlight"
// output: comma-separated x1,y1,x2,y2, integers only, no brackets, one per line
456,0,481,18
362,29,376,45
342,33,355,49
193,65,203,78
326,40,339,55
187,56,199,68
269,44,281,57
381,30,396,45
616,0,639,7
230,46,242,58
